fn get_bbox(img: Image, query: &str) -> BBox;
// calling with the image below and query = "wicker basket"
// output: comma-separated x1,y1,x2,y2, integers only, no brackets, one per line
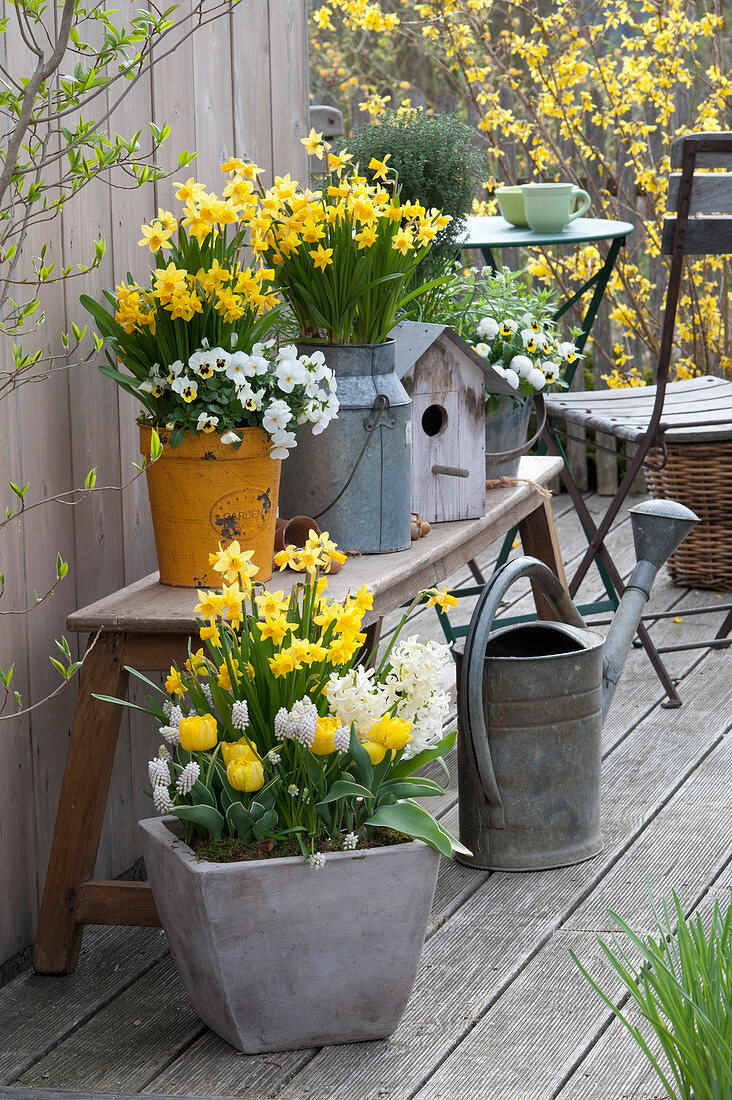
646,442,732,590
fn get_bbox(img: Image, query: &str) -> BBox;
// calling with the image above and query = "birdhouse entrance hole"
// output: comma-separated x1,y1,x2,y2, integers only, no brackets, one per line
422,404,448,437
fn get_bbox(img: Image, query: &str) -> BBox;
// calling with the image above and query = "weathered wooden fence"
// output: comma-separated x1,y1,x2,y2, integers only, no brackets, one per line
0,0,309,970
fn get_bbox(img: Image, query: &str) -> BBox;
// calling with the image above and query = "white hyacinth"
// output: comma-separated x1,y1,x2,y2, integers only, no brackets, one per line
231,699,249,731
176,761,200,795
307,852,326,870
148,756,171,787
326,665,390,736
342,832,359,851
152,784,174,814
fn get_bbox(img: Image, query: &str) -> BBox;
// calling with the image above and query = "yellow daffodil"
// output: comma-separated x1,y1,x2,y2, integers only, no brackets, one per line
174,177,205,202
257,614,295,646
178,713,218,751
311,244,334,271
392,227,414,256
217,658,241,691
368,154,391,180
199,619,221,646
165,666,186,696
352,584,374,613
269,650,296,677
274,545,299,571
300,127,325,158
423,586,459,610
227,758,265,792
209,540,258,586
355,225,378,250
138,221,173,252
185,648,209,677
328,150,353,174
195,589,224,619
255,590,289,617
220,581,246,622
328,636,358,665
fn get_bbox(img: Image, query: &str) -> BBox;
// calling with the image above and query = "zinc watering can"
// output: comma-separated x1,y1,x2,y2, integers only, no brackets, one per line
456,499,698,871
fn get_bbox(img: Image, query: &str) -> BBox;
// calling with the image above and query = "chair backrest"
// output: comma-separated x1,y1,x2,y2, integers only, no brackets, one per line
662,131,732,256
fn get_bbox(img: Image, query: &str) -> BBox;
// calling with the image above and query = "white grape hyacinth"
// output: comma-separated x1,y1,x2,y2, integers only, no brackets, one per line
307,852,326,870
231,699,249,731
176,761,200,795
152,784,174,814
148,756,171,787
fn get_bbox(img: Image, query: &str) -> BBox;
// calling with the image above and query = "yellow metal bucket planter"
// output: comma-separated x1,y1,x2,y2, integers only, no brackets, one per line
140,425,280,587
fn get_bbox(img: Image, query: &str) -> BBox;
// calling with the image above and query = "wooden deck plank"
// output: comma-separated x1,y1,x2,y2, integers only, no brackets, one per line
412,733,732,1099
15,959,203,1091
0,927,167,1083
149,649,732,1099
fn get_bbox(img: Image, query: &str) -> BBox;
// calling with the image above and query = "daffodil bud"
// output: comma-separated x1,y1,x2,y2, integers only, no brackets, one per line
178,713,218,751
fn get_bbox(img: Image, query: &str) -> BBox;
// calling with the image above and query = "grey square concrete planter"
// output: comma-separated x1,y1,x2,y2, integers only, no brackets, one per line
140,816,441,1053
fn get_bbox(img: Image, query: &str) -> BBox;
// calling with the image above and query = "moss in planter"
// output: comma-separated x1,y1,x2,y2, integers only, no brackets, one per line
193,827,411,864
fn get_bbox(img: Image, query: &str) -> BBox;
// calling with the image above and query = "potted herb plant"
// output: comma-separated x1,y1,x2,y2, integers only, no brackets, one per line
257,132,450,554
103,531,468,1053
81,159,339,586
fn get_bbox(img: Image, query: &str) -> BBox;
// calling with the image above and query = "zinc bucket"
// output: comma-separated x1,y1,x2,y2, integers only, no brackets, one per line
140,425,280,587
278,341,411,554
485,395,532,480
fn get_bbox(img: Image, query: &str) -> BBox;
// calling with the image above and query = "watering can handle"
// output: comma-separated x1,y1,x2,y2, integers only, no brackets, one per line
461,556,586,829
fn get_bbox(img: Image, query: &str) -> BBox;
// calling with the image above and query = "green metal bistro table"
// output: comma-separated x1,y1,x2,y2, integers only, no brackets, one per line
438,216,635,642
461,215,634,356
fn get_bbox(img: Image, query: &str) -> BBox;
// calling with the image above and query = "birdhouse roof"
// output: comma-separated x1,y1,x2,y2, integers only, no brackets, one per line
391,320,516,396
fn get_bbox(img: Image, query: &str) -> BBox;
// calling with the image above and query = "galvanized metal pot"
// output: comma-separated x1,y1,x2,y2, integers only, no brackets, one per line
278,341,412,554
140,816,440,1053
485,395,532,480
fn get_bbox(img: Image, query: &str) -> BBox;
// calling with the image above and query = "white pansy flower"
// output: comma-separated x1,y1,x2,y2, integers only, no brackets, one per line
196,412,219,433
252,339,276,355
171,375,198,403
557,341,581,362
226,351,256,384
209,347,231,372
276,344,299,362
521,328,545,351
270,429,297,460
477,316,499,339
275,358,308,393
167,359,185,380
220,430,241,445
263,399,293,433
542,361,559,383
509,355,534,379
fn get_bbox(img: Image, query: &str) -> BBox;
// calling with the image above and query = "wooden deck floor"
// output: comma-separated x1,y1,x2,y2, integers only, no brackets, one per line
1,491,730,1100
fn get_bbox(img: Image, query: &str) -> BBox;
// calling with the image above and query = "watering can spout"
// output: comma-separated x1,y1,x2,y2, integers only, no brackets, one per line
602,499,698,719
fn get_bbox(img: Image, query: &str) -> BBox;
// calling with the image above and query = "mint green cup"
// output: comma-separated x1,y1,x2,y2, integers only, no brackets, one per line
522,183,591,233
495,186,527,227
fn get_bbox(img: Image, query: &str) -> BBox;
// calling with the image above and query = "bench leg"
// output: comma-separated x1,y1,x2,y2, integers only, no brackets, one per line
518,499,568,621
33,632,129,974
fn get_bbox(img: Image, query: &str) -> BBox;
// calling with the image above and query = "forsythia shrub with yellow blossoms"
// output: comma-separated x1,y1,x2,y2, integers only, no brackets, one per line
311,0,732,380
256,131,451,344
82,159,339,456
111,532,467,864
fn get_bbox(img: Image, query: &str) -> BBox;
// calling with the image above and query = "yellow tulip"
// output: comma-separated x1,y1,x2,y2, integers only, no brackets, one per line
179,713,218,751
311,716,339,756
221,737,260,766
227,758,265,792
368,714,412,751
362,740,387,765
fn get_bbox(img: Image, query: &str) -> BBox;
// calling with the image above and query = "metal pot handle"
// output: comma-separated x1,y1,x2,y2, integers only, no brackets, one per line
484,393,546,465
460,556,586,828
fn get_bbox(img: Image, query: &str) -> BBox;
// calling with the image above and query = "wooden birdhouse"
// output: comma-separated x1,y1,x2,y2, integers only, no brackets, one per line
393,321,515,524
